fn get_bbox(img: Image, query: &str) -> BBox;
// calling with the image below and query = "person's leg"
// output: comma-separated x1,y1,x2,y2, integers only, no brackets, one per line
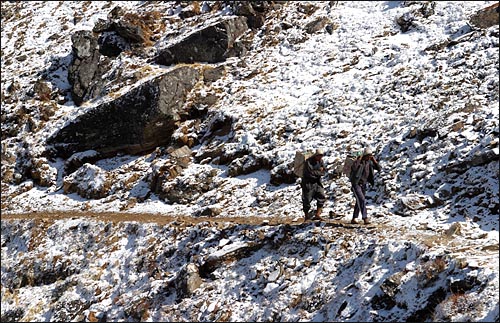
352,184,365,221
313,185,327,219
360,184,367,220
302,184,313,219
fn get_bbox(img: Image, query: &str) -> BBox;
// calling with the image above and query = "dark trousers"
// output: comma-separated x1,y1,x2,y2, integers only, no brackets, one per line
301,182,326,214
352,183,367,219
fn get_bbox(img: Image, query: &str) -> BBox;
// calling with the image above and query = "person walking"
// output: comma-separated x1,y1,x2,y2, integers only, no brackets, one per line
301,148,327,221
349,146,381,224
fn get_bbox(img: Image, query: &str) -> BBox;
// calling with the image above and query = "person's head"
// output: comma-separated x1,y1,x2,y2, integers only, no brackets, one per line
362,146,373,160
314,148,324,160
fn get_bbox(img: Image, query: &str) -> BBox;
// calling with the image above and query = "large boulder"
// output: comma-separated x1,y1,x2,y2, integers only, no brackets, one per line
153,16,248,66
69,8,165,105
68,30,111,106
469,3,499,29
48,66,201,158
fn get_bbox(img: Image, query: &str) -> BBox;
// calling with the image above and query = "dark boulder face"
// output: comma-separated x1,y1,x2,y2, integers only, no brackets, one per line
47,66,201,158
98,31,130,57
68,30,111,106
469,3,499,29
154,16,248,66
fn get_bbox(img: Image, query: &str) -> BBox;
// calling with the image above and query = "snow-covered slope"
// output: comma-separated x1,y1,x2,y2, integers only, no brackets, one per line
1,1,498,322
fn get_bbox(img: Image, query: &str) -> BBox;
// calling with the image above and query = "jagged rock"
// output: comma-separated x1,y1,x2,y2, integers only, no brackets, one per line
29,157,57,187
154,16,249,66
176,263,203,300
304,16,331,34
51,299,91,322
64,150,101,176
168,145,193,168
32,79,53,101
203,65,226,83
105,6,156,44
443,149,499,174
159,166,219,203
397,193,432,215
232,1,270,29
270,165,296,185
1,308,24,322
194,206,222,217
397,2,435,32
63,163,112,199
227,155,270,177
149,146,194,194
68,30,111,106
372,271,406,310
445,222,461,237
199,241,263,278
98,31,130,57
171,119,203,148
469,3,499,29
48,65,202,158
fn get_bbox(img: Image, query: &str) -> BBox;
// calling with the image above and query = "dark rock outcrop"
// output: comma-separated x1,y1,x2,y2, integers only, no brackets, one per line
443,149,499,174
68,30,110,106
97,31,130,57
149,146,194,194
397,1,436,33
69,8,165,105
153,16,248,66
48,66,201,158
231,1,271,29
469,3,499,29
305,16,331,34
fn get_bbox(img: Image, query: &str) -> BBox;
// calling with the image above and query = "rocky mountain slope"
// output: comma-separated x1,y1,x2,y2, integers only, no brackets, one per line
1,1,499,322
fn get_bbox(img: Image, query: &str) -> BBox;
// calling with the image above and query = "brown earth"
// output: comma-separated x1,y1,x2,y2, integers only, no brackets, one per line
1,211,388,229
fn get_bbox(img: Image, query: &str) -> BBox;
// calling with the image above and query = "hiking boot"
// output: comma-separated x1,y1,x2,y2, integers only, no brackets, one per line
363,218,371,225
351,218,358,224
312,207,323,220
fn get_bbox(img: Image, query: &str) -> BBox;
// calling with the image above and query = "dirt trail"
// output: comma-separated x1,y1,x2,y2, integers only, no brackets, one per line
1,211,291,226
1,211,390,229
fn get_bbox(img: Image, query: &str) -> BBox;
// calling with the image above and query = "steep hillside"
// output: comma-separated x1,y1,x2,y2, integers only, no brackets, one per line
1,1,499,322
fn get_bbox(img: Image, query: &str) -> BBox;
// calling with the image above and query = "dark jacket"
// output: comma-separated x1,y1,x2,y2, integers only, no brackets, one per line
303,157,326,185
350,157,381,186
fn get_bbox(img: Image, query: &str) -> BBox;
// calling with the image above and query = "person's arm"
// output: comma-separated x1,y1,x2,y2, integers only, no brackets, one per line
308,160,325,177
370,156,381,171
350,159,362,184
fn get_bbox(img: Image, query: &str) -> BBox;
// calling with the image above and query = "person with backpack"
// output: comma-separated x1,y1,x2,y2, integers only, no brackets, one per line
301,148,327,221
349,146,381,224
